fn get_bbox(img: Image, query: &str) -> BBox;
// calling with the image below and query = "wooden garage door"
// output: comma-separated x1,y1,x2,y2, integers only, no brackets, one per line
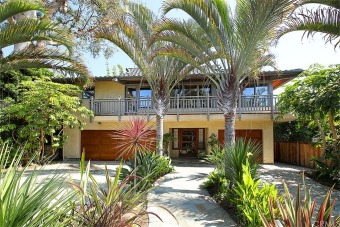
218,129,263,163
81,130,156,161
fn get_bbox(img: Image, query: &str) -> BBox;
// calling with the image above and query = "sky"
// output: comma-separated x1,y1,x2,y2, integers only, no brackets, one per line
85,0,340,77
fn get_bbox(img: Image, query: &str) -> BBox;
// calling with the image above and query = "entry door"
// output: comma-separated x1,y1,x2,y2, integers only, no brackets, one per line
173,128,205,157
181,129,196,156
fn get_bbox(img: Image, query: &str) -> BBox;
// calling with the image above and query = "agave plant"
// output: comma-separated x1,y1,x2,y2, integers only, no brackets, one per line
0,143,75,227
260,176,340,227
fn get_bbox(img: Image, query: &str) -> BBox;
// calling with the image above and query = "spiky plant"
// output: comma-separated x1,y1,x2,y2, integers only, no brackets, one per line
69,153,155,227
0,143,75,227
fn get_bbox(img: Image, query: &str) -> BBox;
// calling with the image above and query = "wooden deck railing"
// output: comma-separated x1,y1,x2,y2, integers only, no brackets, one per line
89,94,279,119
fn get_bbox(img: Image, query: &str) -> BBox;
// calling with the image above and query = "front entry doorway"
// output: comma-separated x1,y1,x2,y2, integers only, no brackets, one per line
172,128,205,157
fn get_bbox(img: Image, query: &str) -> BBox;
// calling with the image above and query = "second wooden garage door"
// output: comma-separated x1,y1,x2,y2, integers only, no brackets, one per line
81,130,156,161
218,129,263,163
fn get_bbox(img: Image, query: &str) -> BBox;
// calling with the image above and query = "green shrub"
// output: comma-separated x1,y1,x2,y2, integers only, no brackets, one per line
0,143,74,227
203,170,229,200
260,176,340,227
224,138,262,187
233,161,278,226
311,150,340,183
205,146,225,171
121,151,174,189
70,153,152,226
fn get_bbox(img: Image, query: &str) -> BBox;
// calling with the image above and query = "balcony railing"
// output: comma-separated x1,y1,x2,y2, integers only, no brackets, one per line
90,95,279,119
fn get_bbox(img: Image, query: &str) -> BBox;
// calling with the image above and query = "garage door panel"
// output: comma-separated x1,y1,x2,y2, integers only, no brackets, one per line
218,129,263,163
81,130,156,161
82,139,100,145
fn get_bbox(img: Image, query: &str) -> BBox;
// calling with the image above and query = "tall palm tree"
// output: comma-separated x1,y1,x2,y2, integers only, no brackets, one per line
278,0,340,48
0,0,90,83
152,0,295,147
95,2,192,155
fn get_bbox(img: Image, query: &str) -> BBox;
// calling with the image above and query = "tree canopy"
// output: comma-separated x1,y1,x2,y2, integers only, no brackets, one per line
0,71,93,163
278,64,340,153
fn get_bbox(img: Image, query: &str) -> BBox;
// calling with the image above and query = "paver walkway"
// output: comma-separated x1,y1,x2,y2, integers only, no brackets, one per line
147,159,237,227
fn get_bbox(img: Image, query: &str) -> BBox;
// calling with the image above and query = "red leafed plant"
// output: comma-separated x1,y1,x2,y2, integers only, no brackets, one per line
259,175,339,227
112,117,156,159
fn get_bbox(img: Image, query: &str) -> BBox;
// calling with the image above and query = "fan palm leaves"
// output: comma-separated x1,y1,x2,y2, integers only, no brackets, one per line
95,2,193,155
0,0,90,84
153,0,295,146
278,0,340,48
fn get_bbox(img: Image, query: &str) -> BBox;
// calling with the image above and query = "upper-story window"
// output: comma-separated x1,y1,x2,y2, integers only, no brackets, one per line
82,87,95,99
171,84,211,97
242,85,268,96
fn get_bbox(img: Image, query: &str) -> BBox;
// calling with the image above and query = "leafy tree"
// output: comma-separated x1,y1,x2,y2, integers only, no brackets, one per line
42,0,124,57
0,0,90,83
278,0,340,48
153,0,295,147
95,2,193,155
274,121,318,142
0,76,93,164
277,64,340,154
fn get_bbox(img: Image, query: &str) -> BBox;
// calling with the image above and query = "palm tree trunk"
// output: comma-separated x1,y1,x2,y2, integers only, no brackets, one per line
219,78,238,148
156,114,164,156
224,108,237,148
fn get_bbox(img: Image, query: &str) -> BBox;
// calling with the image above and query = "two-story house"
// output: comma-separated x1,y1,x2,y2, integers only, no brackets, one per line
63,68,302,163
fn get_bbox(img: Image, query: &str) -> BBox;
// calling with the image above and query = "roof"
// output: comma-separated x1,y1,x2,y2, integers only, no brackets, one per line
53,68,303,88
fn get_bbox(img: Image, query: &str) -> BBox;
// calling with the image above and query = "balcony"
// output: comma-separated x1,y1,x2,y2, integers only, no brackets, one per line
89,95,279,120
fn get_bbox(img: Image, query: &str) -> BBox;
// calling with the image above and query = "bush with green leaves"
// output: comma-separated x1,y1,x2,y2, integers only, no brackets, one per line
224,138,262,187
206,138,262,188
260,176,340,227
70,153,153,226
232,161,279,226
203,170,229,201
311,150,340,184
121,151,174,189
0,143,75,227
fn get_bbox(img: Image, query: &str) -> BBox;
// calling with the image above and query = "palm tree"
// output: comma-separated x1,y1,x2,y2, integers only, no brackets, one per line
278,0,340,48
153,0,295,147
0,0,90,83
95,2,192,155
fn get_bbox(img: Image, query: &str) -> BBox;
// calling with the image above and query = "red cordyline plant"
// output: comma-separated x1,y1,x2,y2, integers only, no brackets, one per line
113,117,156,159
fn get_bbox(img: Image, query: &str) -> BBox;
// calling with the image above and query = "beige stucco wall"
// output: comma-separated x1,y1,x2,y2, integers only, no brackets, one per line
95,81,125,99
63,114,274,163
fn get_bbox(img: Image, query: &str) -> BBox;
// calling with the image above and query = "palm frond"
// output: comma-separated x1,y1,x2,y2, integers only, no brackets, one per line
0,19,74,53
1,48,91,85
0,0,45,24
278,6,340,48
297,0,340,10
